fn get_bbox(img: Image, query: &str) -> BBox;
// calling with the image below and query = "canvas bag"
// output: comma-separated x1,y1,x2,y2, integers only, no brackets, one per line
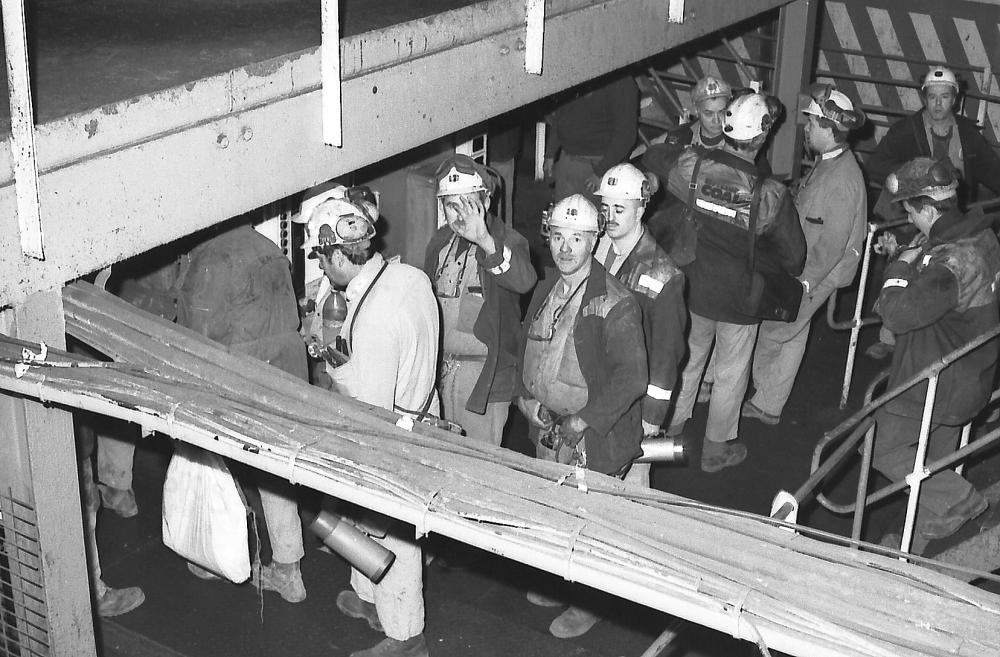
162,444,251,583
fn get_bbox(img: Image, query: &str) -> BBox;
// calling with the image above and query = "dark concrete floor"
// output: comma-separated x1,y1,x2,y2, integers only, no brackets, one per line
90,160,1000,657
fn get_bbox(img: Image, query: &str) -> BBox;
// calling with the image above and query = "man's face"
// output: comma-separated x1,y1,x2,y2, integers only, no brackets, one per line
803,115,834,154
599,197,645,239
317,250,351,287
441,192,485,232
903,200,936,236
696,96,729,139
549,226,596,277
923,86,957,122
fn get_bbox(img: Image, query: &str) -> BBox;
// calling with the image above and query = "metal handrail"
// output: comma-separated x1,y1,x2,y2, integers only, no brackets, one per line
782,325,1000,556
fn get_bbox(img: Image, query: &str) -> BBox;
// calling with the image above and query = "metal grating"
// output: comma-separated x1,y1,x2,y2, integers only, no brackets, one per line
0,491,49,657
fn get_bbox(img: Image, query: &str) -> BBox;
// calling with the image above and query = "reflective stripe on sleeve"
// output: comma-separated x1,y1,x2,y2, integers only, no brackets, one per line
695,198,737,218
882,278,909,289
638,274,664,294
646,384,672,400
487,245,512,275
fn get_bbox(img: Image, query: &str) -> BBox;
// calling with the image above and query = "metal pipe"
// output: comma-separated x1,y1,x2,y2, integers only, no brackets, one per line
815,68,1000,105
646,67,687,119
720,36,756,84
820,45,989,74
791,416,875,510
851,425,875,545
0,374,889,657
955,422,972,477
837,223,875,407
899,375,937,556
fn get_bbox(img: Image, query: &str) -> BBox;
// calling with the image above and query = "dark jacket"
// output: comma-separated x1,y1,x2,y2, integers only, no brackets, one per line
866,111,1000,206
878,208,1000,424
517,262,647,474
175,225,307,380
424,217,537,413
662,147,806,324
611,230,686,426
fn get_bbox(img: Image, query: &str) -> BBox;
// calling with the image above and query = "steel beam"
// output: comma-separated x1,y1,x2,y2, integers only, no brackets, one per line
0,292,96,657
770,0,818,179
0,0,789,307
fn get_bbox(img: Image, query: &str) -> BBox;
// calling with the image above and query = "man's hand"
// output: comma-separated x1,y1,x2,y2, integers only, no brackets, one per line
517,397,554,429
584,174,602,193
446,195,495,254
556,414,588,447
641,420,659,437
896,247,921,265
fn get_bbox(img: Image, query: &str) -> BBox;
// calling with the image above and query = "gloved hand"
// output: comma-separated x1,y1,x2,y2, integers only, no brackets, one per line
556,414,588,447
641,420,660,437
517,397,554,429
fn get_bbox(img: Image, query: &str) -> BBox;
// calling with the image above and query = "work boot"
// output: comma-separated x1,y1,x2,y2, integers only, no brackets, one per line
337,590,383,632
255,560,306,603
864,341,894,360
696,381,713,404
187,562,221,581
526,591,563,607
919,491,989,540
700,441,747,473
98,484,138,518
96,585,145,617
741,400,780,426
665,421,686,438
549,606,601,638
351,634,428,657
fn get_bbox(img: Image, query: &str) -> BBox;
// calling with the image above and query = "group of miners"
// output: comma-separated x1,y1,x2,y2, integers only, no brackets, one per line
79,63,1000,657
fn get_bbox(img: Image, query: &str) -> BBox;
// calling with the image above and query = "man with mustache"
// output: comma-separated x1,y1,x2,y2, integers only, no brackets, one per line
594,163,686,486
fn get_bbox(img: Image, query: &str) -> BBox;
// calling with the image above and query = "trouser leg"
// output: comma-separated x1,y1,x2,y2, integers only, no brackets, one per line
705,322,758,444
96,422,137,490
258,478,304,564
350,525,424,641
751,286,832,417
670,313,716,429
440,360,510,446
553,154,601,204
873,411,974,517
623,462,650,488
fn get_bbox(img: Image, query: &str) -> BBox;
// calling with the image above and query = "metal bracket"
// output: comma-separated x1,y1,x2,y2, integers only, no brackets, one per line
525,0,545,75
321,0,343,146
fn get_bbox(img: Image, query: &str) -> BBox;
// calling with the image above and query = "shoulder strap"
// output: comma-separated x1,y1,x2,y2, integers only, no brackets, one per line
686,150,710,210
347,261,390,353
745,175,766,272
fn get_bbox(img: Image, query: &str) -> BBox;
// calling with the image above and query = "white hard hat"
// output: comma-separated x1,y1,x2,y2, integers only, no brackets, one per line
922,66,959,92
544,194,602,234
434,154,499,197
691,76,732,106
723,93,775,140
802,84,866,130
302,197,377,258
436,166,487,197
598,164,652,201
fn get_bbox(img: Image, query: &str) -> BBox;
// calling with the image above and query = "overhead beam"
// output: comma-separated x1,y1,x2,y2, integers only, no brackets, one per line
0,0,790,307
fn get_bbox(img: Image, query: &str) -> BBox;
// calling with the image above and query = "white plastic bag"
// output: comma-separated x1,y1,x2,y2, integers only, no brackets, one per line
162,444,250,583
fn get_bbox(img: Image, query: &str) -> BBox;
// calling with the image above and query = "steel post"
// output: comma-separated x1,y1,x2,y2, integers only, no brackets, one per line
771,0,818,179
899,375,938,556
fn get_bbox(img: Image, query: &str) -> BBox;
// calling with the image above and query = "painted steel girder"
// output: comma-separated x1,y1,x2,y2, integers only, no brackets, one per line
0,0,790,307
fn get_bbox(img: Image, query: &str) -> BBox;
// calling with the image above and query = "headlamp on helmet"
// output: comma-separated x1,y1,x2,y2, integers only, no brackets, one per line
691,75,732,106
541,194,603,238
597,163,653,202
802,83,866,130
301,194,378,259
434,154,499,198
921,66,959,93
885,157,958,203
723,93,777,140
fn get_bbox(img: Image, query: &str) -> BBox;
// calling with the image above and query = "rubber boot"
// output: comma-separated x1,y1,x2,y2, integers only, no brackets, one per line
256,560,306,603
351,634,428,657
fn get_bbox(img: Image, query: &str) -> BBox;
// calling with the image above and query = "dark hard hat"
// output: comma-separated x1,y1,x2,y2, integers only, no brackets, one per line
885,157,957,202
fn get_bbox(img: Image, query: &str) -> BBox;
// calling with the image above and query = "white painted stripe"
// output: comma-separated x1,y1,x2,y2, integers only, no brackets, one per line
646,384,672,401
883,278,909,289
816,51,836,87
954,18,1000,141
695,198,738,218
909,12,946,63
525,0,545,75
867,7,922,110
826,2,883,109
